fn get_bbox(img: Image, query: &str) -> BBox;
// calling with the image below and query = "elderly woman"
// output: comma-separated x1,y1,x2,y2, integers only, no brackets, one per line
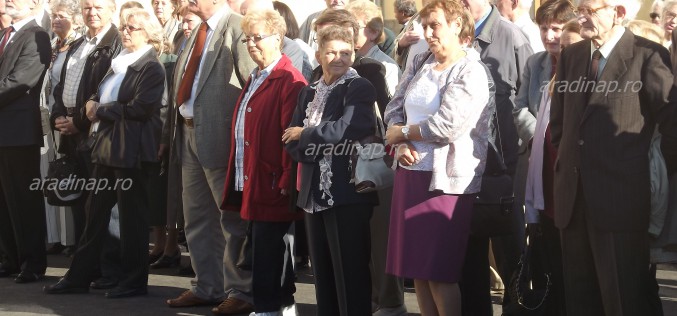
152,0,180,44
383,1,492,315
44,8,165,298
218,9,306,316
41,0,83,255
284,25,378,316
346,0,401,98
662,0,677,46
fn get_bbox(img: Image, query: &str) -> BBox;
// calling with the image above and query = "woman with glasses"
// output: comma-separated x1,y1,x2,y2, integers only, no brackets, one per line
662,0,677,46
219,9,306,316
41,0,84,256
44,8,165,299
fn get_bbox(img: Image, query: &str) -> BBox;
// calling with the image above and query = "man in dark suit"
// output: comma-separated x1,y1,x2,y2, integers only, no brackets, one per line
0,0,51,284
551,1,677,314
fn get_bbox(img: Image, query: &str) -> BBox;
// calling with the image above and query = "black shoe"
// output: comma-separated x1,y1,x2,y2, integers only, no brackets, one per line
0,265,19,278
62,246,76,257
150,251,181,269
90,277,118,289
46,243,67,255
104,286,148,298
148,251,164,265
14,271,44,283
43,278,89,294
176,264,194,276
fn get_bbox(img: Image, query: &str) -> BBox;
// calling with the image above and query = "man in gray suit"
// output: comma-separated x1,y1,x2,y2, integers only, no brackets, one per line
552,0,677,314
162,0,256,313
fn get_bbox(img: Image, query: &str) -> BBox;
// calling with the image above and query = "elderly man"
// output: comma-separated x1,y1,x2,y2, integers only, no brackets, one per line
0,0,51,284
393,0,416,26
48,0,121,270
392,0,431,71
494,0,544,52
551,0,677,314
299,0,350,50
161,0,256,313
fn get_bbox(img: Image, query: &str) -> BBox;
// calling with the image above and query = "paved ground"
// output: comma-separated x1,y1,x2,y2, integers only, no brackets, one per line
0,253,676,315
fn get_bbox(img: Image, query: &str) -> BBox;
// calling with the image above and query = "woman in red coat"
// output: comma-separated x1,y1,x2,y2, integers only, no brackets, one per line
220,9,307,316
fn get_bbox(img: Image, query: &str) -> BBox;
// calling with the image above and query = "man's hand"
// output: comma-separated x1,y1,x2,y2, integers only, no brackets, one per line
158,144,168,161
398,30,421,48
55,116,80,136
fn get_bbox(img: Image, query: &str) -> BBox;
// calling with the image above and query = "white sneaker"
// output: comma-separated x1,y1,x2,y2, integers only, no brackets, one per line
249,312,281,316
373,305,408,316
281,303,298,316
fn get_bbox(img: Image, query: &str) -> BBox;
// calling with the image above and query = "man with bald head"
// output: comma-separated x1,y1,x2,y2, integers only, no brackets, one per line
162,0,256,312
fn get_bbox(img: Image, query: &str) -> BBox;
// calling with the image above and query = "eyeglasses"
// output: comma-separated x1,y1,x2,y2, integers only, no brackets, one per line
51,14,71,20
241,34,275,44
650,12,661,20
120,24,143,33
665,11,677,21
574,5,615,16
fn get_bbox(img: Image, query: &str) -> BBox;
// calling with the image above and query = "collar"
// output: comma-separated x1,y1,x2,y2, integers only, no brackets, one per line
206,5,230,31
111,44,153,73
85,23,112,45
474,6,492,37
513,14,532,28
12,16,35,32
591,26,625,60
365,44,381,59
252,55,282,78
34,9,45,27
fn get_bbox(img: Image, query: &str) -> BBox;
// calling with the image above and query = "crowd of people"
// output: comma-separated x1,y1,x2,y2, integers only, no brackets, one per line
1,0,677,315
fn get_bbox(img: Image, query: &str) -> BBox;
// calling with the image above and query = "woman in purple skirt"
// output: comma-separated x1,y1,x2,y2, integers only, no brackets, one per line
383,1,493,315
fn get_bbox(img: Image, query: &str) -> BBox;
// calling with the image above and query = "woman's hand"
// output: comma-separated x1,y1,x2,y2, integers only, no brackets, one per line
393,141,420,166
85,100,99,122
385,125,404,145
282,127,304,144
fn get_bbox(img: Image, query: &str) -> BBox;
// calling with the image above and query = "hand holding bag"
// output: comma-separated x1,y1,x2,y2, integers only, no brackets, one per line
352,102,394,193
90,102,143,169
44,133,84,206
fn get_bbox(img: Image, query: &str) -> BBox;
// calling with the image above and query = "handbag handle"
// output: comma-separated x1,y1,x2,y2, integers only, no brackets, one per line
515,234,551,310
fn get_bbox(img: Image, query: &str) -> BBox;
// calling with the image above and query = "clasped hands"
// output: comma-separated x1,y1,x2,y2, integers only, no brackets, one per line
386,125,419,167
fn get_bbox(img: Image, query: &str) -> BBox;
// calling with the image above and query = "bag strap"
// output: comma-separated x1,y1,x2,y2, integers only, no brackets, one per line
515,235,551,310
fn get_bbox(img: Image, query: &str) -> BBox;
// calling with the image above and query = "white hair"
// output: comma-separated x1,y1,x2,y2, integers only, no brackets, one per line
605,0,641,22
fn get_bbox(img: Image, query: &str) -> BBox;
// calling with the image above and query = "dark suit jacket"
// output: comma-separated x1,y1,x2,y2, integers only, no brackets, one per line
551,29,677,232
285,77,378,209
0,19,51,147
90,48,165,168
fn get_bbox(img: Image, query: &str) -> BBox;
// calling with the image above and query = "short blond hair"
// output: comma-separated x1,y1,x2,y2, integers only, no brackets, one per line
123,8,164,52
345,0,385,44
241,9,287,49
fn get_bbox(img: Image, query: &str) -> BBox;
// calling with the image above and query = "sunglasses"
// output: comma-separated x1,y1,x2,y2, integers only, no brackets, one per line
241,34,275,44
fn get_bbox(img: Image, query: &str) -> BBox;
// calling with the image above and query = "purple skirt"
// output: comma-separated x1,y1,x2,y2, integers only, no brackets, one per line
385,168,474,283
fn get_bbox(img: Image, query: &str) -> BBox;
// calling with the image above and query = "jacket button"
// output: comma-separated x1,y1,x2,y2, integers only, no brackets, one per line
244,141,249,146
578,140,584,145
244,175,248,180
247,107,252,113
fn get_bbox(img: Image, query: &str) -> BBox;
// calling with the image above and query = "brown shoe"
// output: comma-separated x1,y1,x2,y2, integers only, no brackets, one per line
166,290,219,308
211,297,254,315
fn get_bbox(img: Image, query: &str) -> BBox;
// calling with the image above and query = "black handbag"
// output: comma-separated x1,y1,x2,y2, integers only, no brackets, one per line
44,133,84,206
502,235,551,316
471,109,517,237
90,103,142,169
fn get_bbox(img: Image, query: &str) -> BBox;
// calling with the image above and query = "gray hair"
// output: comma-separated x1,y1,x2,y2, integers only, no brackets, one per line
394,0,416,17
122,8,164,52
51,0,83,27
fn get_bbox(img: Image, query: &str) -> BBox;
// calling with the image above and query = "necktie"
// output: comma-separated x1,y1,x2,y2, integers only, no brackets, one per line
0,26,14,56
176,23,208,107
589,50,602,81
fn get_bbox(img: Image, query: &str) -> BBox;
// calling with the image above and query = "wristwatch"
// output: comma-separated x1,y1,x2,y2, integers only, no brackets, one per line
402,125,410,139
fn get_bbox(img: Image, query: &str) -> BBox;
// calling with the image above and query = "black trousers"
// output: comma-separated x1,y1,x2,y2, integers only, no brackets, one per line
252,220,295,312
560,189,662,316
305,204,373,316
65,164,148,289
0,146,46,274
